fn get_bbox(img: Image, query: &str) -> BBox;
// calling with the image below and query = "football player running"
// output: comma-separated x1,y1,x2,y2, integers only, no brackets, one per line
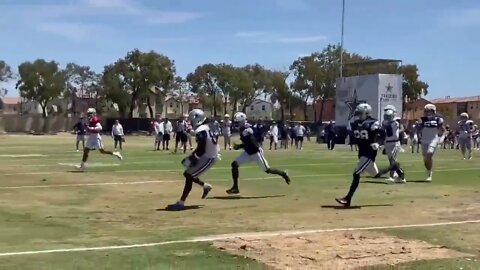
78,108,122,171
457,112,474,160
227,112,291,195
336,103,381,207
166,109,217,211
418,104,445,182
375,105,406,183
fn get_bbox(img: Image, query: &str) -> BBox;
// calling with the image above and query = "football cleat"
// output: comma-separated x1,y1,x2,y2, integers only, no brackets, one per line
113,152,123,160
335,197,351,207
202,184,212,199
226,187,240,195
166,202,185,211
283,171,291,185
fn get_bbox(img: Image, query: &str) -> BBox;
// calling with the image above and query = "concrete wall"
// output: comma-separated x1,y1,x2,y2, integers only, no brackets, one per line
0,115,77,133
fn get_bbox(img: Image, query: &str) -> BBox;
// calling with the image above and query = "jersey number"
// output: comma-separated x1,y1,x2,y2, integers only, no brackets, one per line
209,130,219,144
353,130,369,140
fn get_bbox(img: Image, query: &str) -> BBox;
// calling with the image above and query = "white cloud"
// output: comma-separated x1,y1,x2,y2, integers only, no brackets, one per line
235,31,327,44
146,12,203,24
234,31,266,38
276,35,327,44
37,22,105,42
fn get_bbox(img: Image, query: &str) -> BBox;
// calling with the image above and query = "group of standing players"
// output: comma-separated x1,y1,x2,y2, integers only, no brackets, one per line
75,102,473,209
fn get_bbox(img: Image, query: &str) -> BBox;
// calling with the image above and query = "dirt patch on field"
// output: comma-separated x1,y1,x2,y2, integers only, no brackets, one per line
213,231,470,269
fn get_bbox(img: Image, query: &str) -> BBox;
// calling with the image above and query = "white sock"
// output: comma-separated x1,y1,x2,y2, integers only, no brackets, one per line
427,170,432,177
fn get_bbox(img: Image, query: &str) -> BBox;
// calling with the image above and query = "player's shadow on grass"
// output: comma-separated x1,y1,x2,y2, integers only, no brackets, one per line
208,195,285,200
157,205,204,211
362,180,389,185
68,170,84,173
321,204,393,210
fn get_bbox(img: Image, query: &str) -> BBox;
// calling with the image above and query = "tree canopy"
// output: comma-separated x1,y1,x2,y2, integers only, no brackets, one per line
4,44,429,121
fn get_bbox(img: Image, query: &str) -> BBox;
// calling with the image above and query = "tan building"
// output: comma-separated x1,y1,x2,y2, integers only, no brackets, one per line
403,98,431,121
0,97,20,114
430,95,480,126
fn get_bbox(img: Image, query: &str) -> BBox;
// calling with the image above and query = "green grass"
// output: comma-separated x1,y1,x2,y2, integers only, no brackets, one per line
0,134,479,269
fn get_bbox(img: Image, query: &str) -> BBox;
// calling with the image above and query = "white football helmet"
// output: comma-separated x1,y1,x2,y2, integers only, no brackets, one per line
384,105,397,113
234,111,247,122
460,112,469,120
354,103,372,120
188,109,206,127
384,109,395,121
87,108,96,119
424,104,436,116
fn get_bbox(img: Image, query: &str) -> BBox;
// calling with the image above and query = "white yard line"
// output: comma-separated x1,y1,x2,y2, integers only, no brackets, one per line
0,166,478,190
2,157,475,176
0,219,479,257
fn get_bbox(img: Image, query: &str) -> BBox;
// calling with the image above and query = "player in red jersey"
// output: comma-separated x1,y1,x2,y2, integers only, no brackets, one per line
78,108,123,171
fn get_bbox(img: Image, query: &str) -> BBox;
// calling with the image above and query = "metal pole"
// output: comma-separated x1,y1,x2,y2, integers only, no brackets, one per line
340,0,345,78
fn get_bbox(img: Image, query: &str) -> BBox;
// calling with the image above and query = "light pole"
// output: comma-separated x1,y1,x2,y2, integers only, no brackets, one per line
339,0,345,78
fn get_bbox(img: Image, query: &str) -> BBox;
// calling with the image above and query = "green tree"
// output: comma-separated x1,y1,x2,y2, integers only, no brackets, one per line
64,63,100,115
16,59,66,118
266,70,290,122
228,67,253,115
399,65,428,112
102,64,131,117
103,49,175,118
186,63,221,116
0,60,13,82
239,64,269,113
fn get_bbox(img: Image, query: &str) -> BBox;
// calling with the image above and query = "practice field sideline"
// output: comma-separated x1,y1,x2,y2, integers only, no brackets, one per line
0,134,479,269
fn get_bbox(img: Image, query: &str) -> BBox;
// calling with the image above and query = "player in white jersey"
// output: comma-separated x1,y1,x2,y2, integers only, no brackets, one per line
222,114,232,150
78,108,122,171
375,106,406,183
457,112,474,160
166,109,219,211
418,104,445,182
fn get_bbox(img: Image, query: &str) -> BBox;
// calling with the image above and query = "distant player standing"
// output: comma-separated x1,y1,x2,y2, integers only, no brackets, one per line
73,117,86,152
227,112,291,194
294,122,306,150
153,119,163,151
418,104,445,182
375,105,406,183
166,109,217,211
78,108,122,171
336,103,381,207
269,121,279,150
457,112,474,160
222,114,232,150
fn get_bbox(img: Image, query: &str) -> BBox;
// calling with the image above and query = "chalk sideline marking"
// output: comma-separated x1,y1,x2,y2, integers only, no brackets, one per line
0,166,479,190
2,157,476,176
0,154,48,158
0,219,478,257
58,163,120,168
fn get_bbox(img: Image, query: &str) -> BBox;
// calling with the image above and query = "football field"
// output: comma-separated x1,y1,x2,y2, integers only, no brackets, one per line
0,134,479,269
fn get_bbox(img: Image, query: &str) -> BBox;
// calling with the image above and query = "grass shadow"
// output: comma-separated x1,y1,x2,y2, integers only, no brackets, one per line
363,180,389,185
157,205,204,211
208,195,285,200
321,204,393,210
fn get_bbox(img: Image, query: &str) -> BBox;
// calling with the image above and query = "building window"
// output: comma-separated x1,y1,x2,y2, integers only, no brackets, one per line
250,105,254,111
262,105,266,111
176,103,179,108
169,103,173,108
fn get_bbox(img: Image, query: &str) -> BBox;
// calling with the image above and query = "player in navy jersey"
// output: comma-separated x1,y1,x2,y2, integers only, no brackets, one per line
336,103,381,207
226,112,291,195
417,104,445,181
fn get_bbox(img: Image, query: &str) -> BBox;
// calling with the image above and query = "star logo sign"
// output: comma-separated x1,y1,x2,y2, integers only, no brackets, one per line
344,89,366,120
386,83,393,93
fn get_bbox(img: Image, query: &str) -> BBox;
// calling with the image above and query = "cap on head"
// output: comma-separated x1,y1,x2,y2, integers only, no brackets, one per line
424,104,436,116
224,114,230,118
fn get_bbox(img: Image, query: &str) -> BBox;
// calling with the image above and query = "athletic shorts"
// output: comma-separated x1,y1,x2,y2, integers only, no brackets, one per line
234,148,270,172
86,137,103,150
185,157,217,178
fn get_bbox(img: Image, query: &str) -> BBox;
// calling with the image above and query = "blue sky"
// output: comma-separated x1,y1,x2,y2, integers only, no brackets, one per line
0,0,479,98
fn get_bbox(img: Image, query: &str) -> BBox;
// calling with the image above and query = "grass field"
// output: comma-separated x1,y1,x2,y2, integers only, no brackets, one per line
0,134,479,269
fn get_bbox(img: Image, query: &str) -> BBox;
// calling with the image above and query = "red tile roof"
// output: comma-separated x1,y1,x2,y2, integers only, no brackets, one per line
0,97,19,105
430,96,480,104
